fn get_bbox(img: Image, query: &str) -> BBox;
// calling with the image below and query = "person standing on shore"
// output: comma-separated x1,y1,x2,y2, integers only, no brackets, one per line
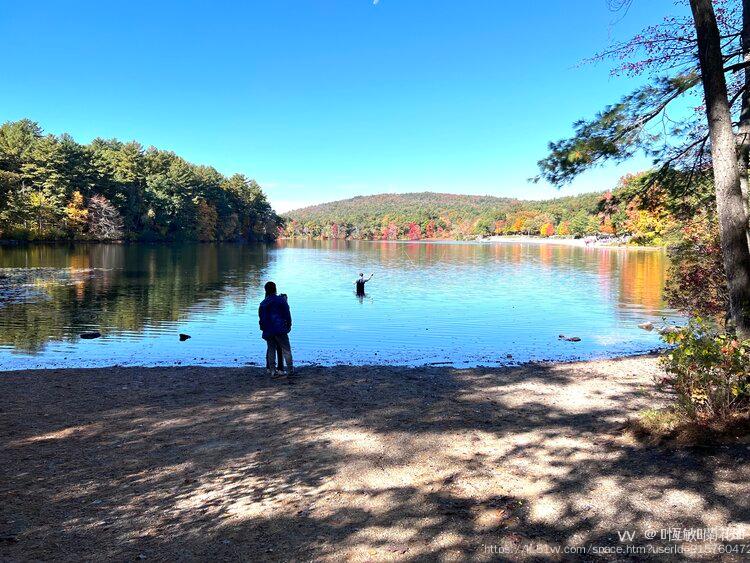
354,272,374,296
258,281,293,378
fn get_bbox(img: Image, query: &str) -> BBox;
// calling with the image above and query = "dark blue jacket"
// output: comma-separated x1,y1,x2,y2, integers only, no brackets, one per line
258,294,292,339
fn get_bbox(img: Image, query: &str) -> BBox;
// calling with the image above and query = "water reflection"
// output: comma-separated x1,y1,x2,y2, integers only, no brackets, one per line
0,241,678,369
0,244,270,353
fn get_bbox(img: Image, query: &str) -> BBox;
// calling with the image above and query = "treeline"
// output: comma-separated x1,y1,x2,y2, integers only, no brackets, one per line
0,119,281,242
283,176,688,245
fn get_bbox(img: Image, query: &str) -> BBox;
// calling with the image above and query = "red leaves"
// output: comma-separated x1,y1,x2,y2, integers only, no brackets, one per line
425,220,435,239
665,214,729,320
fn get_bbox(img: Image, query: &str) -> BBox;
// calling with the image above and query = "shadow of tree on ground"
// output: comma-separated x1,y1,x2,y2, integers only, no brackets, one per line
2,356,749,560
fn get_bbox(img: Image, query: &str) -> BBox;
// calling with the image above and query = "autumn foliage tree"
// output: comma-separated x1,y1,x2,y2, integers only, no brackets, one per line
425,220,436,238
196,200,218,241
540,223,556,237
665,214,729,320
64,190,88,236
556,221,571,236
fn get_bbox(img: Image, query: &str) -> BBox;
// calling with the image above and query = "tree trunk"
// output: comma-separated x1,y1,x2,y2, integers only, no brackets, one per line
690,0,750,337
738,0,750,219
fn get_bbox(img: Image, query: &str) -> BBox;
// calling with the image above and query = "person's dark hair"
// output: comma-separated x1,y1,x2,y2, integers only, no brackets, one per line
264,281,277,295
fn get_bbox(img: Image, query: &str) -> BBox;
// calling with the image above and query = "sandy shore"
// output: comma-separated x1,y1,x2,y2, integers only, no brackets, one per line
2,356,749,561
480,236,663,250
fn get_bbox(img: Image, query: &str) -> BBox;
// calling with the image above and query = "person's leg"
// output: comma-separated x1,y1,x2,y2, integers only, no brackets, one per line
276,342,284,371
265,338,277,375
277,334,294,374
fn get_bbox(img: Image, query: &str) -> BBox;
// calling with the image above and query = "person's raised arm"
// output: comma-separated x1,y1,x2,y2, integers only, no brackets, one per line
367,273,374,282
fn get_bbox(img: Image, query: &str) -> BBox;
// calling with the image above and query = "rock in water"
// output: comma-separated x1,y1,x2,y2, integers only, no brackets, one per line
659,326,680,335
565,336,581,342
638,322,654,331
80,331,101,340
179,333,191,341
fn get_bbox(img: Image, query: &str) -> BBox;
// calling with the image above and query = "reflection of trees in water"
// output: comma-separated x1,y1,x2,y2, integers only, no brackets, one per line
616,250,668,314
543,246,667,316
541,246,667,316
0,244,270,353
280,241,669,316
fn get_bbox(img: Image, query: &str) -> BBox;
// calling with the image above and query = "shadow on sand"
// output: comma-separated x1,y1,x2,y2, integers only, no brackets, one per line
2,357,749,560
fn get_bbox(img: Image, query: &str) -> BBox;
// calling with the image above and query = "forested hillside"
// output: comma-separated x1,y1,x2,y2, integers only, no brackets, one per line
0,119,281,242
283,178,684,244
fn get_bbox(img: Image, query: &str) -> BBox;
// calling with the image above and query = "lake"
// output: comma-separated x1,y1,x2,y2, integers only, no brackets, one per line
0,240,679,370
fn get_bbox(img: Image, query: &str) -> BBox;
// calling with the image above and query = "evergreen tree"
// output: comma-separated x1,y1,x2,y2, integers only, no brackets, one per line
0,119,280,242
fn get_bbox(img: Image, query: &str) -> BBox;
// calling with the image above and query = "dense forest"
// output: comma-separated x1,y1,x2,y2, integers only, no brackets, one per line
0,119,281,242
283,174,693,245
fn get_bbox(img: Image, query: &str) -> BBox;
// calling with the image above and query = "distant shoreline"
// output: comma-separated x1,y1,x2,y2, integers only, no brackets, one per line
0,236,665,251
481,235,665,250
279,235,666,250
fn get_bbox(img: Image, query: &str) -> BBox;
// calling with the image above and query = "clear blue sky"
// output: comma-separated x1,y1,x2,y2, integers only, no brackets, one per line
1,0,683,212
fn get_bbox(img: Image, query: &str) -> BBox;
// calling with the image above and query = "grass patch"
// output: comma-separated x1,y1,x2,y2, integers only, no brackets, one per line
637,408,682,436
627,408,750,446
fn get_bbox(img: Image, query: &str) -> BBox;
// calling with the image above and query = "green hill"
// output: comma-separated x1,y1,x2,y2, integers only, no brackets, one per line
283,191,610,240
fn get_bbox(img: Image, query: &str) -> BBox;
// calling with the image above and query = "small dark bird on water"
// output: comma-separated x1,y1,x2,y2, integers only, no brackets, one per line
558,334,581,342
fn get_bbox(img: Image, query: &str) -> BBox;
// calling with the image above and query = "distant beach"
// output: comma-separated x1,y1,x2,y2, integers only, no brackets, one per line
479,235,665,250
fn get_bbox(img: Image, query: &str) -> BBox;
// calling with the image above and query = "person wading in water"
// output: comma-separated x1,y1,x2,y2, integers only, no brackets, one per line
258,281,293,378
354,272,374,296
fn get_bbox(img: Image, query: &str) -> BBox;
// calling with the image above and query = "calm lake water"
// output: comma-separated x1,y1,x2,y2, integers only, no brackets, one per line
0,240,679,370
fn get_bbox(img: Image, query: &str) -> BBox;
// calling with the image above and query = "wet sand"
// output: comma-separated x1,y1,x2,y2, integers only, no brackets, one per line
2,356,749,561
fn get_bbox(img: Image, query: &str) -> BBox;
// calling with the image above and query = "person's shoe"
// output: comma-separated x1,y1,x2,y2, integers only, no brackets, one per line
267,368,278,378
